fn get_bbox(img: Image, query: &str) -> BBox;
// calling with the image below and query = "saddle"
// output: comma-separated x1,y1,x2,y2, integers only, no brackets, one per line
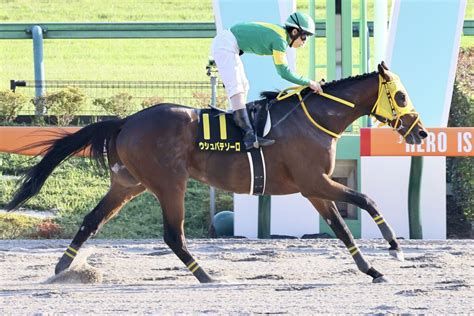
196,101,271,195
196,100,271,153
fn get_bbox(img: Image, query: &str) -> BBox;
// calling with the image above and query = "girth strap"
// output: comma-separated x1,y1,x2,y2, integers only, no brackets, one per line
246,148,266,195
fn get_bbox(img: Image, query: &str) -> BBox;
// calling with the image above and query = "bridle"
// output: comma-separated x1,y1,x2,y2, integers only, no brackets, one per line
370,74,420,139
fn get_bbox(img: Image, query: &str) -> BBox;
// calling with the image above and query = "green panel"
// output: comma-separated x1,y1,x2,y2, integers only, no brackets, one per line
0,22,216,39
2,21,472,39
320,134,361,238
258,195,271,239
341,0,352,78
359,0,368,74
336,135,360,159
463,20,474,35
408,156,424,239
308,0,316,80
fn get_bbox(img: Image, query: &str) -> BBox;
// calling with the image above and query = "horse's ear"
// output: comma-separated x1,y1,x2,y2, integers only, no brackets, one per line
381,61,389,70
378,63,391,81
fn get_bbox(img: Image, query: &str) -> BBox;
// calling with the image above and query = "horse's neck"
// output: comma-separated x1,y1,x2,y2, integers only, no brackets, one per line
308,76,379,136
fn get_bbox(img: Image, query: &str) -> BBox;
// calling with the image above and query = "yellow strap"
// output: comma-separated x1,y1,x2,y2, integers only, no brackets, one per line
277,86,354,107
187,261,197,269
276,86,305,101
376,219,385,225
190,264,200,273
319,92,355,108
275,85,358,139
202,113,210,140
219,114,227,140
64,251,75,259
373,215,382,221
350,249,360,256
403,115,420,138
348,245,359,256
67,246,78,254
299,94,341,138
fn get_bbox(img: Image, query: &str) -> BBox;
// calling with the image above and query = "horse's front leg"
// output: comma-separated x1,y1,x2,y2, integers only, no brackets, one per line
307,197,390,283
309,175,404,261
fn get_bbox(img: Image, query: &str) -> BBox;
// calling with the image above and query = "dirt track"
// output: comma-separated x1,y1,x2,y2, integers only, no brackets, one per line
0,238,473,314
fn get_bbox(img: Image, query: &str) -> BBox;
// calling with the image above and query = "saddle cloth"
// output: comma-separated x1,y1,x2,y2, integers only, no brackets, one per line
196,101,270,153
196,101,270,195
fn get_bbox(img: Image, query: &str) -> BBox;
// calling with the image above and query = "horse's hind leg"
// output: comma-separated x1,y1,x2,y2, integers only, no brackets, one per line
308,197,389,283
55,181,145,274
309,176,403,261
149,182,214,283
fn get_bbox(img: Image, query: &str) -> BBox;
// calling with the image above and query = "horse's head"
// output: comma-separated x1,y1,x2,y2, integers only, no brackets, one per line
372,62,428,144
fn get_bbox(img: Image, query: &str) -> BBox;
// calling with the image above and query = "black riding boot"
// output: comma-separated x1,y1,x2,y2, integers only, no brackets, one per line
233,109,274,150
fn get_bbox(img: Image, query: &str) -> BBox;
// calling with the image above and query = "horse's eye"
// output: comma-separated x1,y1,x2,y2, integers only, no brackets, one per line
394,91,407,107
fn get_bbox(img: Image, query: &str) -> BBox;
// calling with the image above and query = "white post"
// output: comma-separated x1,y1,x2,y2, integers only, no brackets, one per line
32,25,46,115
374,0,387,66
207,59,218,219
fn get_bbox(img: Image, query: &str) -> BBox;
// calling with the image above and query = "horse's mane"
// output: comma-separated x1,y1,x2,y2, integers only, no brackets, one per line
260,71,379,101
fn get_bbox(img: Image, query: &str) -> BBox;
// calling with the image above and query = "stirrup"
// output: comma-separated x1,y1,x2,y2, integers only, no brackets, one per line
257,136,275,147
243,134,259,150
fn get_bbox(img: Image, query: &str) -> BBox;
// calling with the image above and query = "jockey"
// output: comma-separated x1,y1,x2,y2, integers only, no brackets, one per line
211,11,323,150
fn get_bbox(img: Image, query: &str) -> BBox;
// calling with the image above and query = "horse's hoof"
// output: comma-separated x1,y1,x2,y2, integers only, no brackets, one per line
55,256,73,275
373,275,392,283
206,276,226,283
389,249,405,262
55,263,68,275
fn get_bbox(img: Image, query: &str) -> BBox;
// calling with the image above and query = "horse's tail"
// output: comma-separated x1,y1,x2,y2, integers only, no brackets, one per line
6,119,126,211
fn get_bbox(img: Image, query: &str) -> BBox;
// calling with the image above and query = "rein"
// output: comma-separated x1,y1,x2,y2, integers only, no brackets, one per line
272,75,420,140
275,86,354,138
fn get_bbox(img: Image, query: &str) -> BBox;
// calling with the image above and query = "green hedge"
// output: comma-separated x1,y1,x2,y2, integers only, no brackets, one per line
447,47,473,223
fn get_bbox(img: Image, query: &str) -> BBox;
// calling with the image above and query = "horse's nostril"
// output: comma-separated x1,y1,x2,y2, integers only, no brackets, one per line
419,130,428,138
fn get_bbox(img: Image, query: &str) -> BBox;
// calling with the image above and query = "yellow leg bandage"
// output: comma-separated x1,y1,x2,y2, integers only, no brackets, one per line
187,261,200,273
64,251,75,259
64,246,78,259
373,215,385,225
348,245,359,256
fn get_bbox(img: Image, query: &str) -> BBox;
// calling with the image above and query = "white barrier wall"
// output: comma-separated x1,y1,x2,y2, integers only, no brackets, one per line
361,157,447,239
361,0,466,239
218,0,466,239
213,0,320,238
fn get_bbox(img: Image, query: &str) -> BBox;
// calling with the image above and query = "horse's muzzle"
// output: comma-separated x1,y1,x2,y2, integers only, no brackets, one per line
406,126,428,145
419,130,428,138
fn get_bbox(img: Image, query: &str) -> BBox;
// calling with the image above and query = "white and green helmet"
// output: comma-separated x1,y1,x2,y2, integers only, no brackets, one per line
285,11,316,35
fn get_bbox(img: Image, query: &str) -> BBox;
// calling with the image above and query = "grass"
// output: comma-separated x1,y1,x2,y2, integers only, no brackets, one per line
0,0,472,88
0,213,43,239
0,153,233,239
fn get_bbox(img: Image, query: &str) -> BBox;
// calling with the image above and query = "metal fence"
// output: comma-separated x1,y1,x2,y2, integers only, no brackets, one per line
10,80,228,115
8,79,364,133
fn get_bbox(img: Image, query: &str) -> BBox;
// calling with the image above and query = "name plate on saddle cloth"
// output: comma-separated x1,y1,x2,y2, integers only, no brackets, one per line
197,109,243,152
196,108,267,195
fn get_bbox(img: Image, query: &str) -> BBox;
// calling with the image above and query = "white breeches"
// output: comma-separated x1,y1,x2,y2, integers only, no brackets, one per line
211,30,249,110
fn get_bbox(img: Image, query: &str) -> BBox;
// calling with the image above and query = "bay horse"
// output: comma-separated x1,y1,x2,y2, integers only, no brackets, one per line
7,62,427,283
